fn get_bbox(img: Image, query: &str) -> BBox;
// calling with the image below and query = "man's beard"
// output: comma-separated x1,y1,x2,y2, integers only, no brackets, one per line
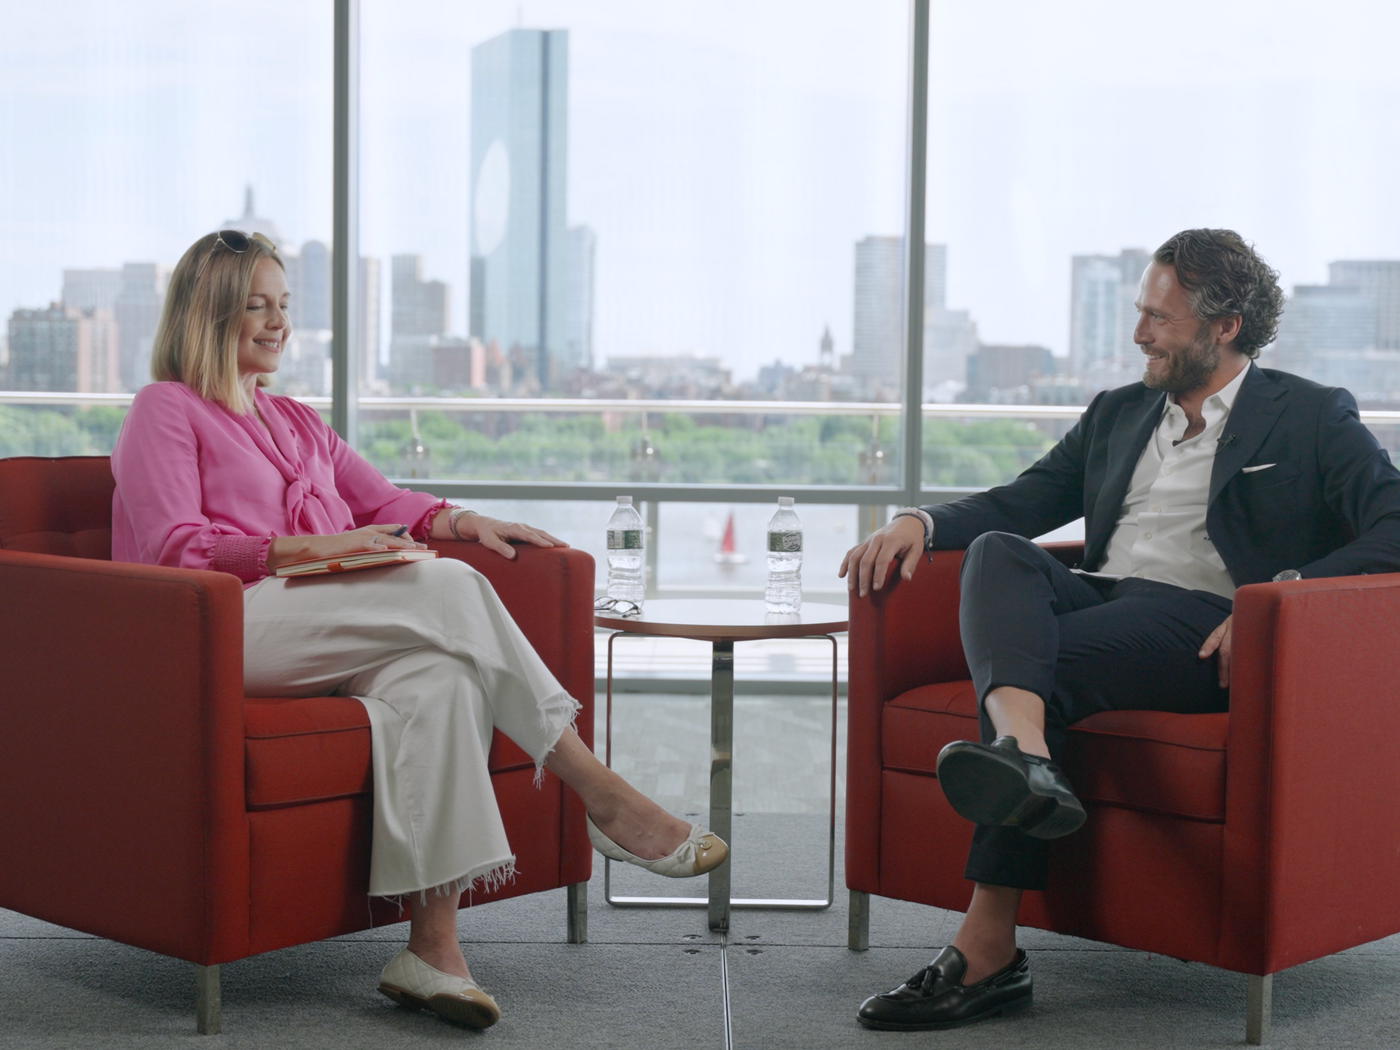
1141,326,1219,393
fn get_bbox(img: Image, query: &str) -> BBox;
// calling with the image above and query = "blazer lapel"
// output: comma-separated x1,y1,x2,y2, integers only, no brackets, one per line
1209,364,1286,504
1084,387,1165,561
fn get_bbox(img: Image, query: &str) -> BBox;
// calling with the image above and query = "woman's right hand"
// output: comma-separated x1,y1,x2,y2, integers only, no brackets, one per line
264,525,425,571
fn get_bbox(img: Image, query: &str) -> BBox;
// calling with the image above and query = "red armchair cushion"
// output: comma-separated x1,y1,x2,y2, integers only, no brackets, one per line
244,697,535,810
244,698,373,810
883,681,1228,822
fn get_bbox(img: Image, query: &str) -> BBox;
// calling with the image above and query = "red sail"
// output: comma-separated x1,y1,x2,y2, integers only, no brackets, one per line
719,512,737,554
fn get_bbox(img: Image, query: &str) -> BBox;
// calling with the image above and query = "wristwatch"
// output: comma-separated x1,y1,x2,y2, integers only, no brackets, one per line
1271,569,1303,582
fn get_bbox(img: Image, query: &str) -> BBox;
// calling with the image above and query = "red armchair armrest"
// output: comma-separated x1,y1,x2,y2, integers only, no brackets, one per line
846,549,971,887
1222,571,1400,973
0,549,251,963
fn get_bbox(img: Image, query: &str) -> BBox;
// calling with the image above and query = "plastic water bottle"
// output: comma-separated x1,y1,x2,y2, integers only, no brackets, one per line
605,496,645,604
765,497,803,613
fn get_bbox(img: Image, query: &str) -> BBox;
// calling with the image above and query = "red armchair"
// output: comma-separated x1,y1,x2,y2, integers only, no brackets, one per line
845,543,1400,1044
0,456,596,1034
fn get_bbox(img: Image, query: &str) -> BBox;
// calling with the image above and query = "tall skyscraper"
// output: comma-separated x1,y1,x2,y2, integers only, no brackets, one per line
470,28,569,390
7,305,119,393
388,255,449,390
391,255,449,338
287,240,332,331
848,237,964,392
1327,260,1400,350
567,225,596,373
113,263,169,391
1069,249,1152,391
62,270,123,314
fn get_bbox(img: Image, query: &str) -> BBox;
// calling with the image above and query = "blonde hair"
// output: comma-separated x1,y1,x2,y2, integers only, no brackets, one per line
151,231,284,412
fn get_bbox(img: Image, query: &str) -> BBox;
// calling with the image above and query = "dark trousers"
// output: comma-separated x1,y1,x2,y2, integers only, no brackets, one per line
957,533,1233,890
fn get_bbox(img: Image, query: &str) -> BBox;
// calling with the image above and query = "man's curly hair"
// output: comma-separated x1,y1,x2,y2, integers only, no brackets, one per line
1153,229,1285,358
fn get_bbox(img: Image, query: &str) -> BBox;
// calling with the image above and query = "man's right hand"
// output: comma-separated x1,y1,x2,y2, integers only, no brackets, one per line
838,514,928,598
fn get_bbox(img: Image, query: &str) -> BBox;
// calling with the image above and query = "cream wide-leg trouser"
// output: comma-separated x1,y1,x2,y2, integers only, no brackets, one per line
241,558,580,899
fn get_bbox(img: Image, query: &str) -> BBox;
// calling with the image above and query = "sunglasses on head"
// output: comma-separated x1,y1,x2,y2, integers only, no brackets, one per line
195,229,279,281
215,229,277,253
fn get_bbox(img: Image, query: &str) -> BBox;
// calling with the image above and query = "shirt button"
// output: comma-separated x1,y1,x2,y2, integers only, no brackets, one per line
1143,532,1152,539
1164,468,1173,475
1135,572,1146,578
1153,507,1161,513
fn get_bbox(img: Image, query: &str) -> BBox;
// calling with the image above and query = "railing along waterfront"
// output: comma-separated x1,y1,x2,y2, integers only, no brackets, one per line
0,392,1093,419
10,390,1400,424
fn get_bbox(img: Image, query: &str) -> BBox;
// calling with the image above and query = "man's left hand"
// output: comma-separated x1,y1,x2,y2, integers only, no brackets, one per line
1198,614,1233,689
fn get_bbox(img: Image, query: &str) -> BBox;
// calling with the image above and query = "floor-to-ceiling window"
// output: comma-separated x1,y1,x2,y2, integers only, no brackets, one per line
6,1,1400,593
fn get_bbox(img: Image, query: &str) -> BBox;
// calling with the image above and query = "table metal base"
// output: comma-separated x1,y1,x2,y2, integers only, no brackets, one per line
604,632,839,931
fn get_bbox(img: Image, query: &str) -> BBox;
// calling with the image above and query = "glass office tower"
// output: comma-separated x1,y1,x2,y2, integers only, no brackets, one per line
469,28,569,392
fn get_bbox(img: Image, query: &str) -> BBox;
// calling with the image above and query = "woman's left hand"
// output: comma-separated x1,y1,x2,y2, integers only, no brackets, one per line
432,509,568,559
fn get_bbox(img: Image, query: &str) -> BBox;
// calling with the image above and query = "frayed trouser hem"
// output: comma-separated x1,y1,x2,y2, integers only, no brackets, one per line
378,856,520,912
531,690,582,788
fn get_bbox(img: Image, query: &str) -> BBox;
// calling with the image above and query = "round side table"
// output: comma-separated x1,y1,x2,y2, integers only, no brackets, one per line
595,598,849,932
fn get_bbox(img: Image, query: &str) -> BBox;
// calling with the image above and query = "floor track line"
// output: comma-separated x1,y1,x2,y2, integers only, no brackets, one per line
720,932,733,1050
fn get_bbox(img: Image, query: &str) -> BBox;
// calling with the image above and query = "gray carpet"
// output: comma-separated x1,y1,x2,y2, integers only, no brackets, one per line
4,692,1399,1046
4,813,1398,1048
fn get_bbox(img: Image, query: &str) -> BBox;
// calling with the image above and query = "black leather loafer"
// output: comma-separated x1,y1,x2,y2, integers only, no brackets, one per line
857,944,1031,1030
935,735,1086,839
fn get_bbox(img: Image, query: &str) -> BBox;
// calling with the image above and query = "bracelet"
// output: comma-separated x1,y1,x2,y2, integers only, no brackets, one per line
447,507,476,541
892,507,935,562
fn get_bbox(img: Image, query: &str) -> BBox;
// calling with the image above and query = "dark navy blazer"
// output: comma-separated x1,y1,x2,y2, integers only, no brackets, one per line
925,364,1400,585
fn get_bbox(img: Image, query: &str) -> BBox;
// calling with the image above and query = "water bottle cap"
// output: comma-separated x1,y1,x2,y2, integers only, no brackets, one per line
778,496,794,507
616,495,633,505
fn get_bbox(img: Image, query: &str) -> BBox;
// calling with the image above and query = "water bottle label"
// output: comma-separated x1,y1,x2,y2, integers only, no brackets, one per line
607,529,643,550
768,531,803,553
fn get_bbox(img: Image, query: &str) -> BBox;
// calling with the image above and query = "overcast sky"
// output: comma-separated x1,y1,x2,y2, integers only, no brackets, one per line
3,1,1399,379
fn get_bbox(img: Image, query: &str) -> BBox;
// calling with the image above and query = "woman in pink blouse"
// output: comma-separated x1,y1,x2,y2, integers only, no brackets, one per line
111,231,726,1031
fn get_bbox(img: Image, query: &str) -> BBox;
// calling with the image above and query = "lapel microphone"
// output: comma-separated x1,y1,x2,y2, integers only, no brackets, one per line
1215,433,1237,456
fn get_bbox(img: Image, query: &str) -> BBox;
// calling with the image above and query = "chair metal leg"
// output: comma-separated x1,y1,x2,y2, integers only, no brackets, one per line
1246,973,1272,1045
567,880,588,943
848,890,870,951
195,964,221,1035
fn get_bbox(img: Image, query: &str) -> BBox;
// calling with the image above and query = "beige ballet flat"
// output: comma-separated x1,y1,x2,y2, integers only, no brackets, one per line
586,815,729,878
378,948,501,1029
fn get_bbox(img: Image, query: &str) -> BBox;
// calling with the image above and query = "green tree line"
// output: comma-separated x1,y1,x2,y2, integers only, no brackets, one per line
1,403,1055,488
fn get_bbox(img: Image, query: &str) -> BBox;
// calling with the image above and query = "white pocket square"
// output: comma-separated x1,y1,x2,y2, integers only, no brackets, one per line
1241,463,1277,473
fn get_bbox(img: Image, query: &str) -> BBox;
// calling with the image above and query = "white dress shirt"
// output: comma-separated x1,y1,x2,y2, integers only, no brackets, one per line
1084,364,1250,599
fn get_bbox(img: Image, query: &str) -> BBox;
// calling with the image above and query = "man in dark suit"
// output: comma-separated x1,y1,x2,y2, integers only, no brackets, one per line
840,228,1400,1031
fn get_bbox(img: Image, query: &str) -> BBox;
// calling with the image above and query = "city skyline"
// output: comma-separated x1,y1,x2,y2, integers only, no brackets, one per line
5,2,1400,383
11,208,1400,409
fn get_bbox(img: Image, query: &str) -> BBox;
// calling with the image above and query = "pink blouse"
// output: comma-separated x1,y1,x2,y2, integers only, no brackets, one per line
111,381,447,586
